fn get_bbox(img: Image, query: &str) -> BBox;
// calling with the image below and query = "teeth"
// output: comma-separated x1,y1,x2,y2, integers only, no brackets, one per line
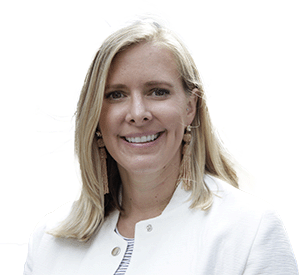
125,134,159,143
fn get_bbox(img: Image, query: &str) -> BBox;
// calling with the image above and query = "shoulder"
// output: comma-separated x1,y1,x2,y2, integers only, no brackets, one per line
36,202,74,233
205,174,274,218
29,203,75,251
203,175,298,274
27,202,74,251
202,175,283,246
24,202,75,274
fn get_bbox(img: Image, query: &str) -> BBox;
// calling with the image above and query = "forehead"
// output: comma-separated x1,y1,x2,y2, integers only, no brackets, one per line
106,42,181,86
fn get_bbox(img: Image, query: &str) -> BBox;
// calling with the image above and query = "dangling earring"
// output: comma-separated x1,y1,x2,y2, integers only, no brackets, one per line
180,125,192,190
96,131,109,194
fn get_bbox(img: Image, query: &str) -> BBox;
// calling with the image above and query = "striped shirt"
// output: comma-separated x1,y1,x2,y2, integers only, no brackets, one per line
114,229,135,275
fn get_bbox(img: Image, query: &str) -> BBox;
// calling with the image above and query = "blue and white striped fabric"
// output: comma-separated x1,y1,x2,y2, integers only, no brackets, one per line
114,229,135,275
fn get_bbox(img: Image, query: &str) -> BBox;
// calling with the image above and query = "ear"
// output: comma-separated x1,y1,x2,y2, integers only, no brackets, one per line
186,88,199,125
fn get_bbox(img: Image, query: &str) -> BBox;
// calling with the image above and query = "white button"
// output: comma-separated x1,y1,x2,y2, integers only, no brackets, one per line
111,247,121,256
146,224,153,232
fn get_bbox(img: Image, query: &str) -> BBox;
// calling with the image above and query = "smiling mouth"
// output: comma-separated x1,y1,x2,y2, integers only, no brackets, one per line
123,132,163,143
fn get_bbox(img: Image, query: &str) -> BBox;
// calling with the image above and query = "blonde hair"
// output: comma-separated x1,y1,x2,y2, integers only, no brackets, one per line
49,19,238,241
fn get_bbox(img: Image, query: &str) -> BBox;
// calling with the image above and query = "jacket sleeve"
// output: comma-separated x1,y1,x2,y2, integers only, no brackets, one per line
243,209,299,274
23,216,48,275
23,237,33,275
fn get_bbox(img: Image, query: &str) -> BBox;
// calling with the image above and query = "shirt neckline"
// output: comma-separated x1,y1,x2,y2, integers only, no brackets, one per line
114,227,134,242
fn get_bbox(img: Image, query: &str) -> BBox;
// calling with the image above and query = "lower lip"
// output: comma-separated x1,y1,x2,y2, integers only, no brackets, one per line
121,132,165,148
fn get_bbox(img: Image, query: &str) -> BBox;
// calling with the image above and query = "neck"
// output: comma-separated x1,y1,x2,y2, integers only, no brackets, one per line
115,147,182,238
116,160,180,238
119,166,179,218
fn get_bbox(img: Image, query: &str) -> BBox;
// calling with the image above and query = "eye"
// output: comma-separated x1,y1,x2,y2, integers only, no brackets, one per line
105,91,125,100
151,88,170,97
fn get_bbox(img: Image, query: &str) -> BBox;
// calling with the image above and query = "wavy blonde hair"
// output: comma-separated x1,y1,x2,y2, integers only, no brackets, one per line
49,19,238,241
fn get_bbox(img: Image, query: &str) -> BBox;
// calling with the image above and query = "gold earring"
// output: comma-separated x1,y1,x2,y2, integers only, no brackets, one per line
180,125,192,190
96,131,109,194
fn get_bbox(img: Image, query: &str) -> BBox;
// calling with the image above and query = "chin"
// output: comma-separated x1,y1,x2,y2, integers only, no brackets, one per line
126,164,158,175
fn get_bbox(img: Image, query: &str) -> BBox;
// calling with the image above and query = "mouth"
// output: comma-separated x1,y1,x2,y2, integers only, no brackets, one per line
123,132,164,144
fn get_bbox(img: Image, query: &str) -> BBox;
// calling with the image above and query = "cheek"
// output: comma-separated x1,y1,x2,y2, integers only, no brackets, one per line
158,104,187,127
99,104,119,129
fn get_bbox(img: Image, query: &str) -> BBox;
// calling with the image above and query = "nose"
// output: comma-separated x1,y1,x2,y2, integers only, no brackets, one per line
125,94,152,125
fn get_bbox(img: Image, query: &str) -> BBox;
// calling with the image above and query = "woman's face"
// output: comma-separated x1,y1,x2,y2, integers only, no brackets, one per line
99,42,197,176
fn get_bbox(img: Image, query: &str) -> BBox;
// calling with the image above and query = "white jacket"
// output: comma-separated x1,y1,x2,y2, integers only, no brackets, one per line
24,176,298,274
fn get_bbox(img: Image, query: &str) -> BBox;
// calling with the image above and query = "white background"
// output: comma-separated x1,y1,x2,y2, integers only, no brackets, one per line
1,0,299,273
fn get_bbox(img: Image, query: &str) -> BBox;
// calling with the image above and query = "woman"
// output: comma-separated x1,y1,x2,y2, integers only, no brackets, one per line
24,20,298,274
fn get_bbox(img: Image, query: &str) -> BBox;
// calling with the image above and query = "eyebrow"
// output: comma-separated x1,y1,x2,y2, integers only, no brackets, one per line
105,81,174,90
105,84,127,90
144,81,174,88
